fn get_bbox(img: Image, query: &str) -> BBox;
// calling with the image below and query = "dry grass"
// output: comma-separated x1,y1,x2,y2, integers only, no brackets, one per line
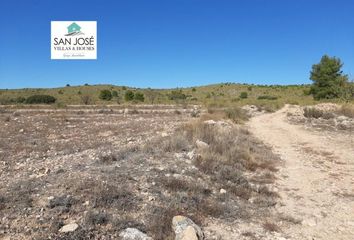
48,195,77,212
278,213,301,225
92,184,139,211
337,104,354,118
224,106,249,123
262,221,280,232
140,117,279,238
85,211,110,226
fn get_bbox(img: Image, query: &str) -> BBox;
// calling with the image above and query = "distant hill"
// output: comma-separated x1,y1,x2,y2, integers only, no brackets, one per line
0,83,322,110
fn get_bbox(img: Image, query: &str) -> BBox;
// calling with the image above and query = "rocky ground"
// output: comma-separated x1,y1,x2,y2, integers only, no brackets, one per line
286,103,354,131
0,106,281,240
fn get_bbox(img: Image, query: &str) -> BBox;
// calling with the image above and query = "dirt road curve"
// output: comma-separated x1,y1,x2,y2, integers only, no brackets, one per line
247,105,354,240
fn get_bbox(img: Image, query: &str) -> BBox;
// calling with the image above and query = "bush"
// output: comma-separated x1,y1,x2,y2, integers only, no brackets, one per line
15,97,26,103
25,95,56,104
303,107,324,119
240,92,248,99
99,90,112,101
168,90,186,101
134,92,145,102
112,90,118,97
257,95,278,100
85,211,109,226
125,90,134,101
224,107,248,123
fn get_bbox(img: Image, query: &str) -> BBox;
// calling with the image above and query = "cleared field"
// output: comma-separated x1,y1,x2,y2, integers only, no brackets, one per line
0,107,280,239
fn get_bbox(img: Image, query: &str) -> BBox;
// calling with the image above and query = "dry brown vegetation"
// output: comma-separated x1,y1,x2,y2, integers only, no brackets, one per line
337,104,354,118
0,106,280,239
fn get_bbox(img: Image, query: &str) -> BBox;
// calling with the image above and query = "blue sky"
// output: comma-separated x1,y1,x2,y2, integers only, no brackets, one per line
0,0,353,89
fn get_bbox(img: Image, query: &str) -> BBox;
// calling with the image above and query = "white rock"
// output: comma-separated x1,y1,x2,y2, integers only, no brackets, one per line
337,115,349,121
195,140,209,149
161,132,169,137
203,120,216,125
172,215,204,240
59,223,79,233
187,150,195,160
119,228,153,240
219,189,227,194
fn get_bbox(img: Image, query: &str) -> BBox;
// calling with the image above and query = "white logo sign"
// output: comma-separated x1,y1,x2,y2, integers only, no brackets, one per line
51,21,97,60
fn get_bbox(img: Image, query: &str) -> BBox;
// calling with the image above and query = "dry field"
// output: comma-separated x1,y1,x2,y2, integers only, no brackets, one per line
0,106,281,240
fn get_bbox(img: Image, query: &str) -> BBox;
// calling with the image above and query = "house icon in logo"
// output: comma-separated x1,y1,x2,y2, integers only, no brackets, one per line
65,22,82,36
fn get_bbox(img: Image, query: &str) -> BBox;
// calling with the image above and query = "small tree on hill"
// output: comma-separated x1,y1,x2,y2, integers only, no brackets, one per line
124,90,134,101
310,55,348,100
99,90,112,101
134,92,145,102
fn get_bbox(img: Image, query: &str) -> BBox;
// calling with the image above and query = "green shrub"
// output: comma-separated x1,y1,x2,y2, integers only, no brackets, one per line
134,92,144,102
240,92,248,99
99,90,112,101
25,95,56,104
168,90,186,101
112,90,118,97
257,95,278,100
192,88,196,92
15,97,26,103
125,90,134,101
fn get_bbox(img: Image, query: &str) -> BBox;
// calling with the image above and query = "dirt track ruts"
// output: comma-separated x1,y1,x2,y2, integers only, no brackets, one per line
247,105,354,240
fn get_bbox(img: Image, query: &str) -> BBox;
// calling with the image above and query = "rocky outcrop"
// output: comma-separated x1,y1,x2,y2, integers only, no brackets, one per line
172,216,204,240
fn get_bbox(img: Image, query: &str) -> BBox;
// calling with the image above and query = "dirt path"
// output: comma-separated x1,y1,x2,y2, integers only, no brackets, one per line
247,105,354,240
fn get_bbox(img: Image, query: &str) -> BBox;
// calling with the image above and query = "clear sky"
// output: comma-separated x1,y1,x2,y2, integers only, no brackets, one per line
0,0,353,89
